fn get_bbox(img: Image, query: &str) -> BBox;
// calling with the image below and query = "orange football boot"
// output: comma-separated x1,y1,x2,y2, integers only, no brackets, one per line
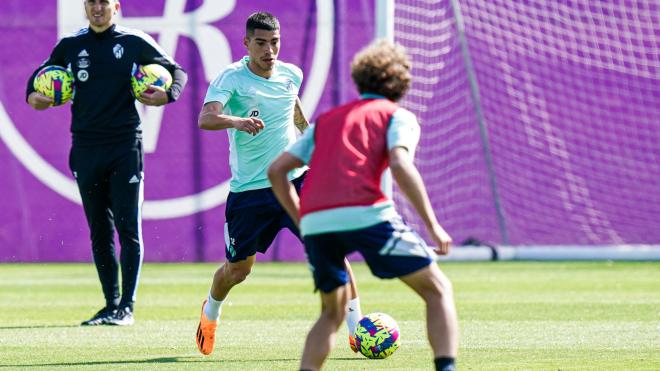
196,300,218,355
349,335,358,353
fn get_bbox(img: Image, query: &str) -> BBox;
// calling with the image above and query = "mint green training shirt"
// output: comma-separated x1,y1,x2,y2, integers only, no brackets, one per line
204,56,306,192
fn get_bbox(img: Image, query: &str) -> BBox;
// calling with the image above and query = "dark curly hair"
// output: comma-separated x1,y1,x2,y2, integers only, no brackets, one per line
350,39,412,102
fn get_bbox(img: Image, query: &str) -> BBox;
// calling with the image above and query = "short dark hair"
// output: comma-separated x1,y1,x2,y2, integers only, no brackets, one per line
246,12,280,37
350,39,412,102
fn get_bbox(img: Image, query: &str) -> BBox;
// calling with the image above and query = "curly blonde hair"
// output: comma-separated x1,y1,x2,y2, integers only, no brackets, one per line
350,39,411,102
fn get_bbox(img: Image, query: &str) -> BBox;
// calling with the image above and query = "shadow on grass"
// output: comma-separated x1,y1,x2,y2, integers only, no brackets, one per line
0,356,306,368
329,357,367,361
0,357,202,368
0,324,78,330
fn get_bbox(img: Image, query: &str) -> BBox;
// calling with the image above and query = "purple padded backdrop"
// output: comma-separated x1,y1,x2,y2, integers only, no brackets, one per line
392,0,659,246
1,1,658,262
0,0,374,262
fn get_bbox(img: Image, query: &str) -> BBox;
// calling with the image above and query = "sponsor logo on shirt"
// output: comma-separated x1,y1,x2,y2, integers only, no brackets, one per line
77,69,89,82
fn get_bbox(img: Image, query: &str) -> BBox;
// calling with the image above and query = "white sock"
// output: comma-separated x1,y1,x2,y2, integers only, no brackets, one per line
345,297,362,336
204,293,223,321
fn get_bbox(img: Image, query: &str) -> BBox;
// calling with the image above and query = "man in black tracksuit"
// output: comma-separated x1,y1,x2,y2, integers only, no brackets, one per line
26,0,187,326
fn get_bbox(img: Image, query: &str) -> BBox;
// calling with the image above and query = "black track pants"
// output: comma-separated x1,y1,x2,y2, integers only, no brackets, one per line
69,139,144,309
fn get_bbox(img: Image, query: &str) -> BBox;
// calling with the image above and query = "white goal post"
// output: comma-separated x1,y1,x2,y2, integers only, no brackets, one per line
374,0,659,261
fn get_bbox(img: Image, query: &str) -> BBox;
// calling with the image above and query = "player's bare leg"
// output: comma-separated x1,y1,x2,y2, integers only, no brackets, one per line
399,263,458,359
197,255,257,355
345,258,360,299
300,284,350,371
210,255,256,300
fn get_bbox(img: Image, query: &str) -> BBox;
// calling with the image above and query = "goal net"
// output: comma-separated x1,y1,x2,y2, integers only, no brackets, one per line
391,0,660,246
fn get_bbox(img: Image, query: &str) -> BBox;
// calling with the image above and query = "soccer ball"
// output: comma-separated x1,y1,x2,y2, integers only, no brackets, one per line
33,65,74,106
130,63,172,97
354,312,400,359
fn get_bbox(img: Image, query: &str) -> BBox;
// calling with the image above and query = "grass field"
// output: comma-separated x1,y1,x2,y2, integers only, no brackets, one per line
0,261,658,370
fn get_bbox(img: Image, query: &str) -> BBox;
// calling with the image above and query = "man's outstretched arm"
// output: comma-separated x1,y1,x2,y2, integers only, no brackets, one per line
389,146,452,254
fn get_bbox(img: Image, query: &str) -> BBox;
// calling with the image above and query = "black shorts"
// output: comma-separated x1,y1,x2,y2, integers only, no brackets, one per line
304,218,435,293
223,174,305,262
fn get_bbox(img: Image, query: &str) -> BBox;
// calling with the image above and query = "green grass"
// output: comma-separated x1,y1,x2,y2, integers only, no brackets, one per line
0,262,658,370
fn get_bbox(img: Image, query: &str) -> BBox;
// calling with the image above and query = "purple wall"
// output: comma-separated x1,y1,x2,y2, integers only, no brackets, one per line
0,0,374,262
393,0,660,246
1,1,658,262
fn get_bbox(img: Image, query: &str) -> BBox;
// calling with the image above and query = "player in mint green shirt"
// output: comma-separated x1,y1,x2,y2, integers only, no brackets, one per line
203,55,305,192
194,12,363,357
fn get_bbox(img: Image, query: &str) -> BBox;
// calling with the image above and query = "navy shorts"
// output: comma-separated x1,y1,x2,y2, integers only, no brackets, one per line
303,217,436,293
224,174,305,262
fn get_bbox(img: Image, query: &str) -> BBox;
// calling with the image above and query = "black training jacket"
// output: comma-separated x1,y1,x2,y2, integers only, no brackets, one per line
26,24,188,146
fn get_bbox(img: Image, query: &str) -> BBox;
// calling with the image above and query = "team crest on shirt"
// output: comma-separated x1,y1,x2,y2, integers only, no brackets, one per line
77,57,90,68
113,44,124,59
286,79,294,92
77,49,90,68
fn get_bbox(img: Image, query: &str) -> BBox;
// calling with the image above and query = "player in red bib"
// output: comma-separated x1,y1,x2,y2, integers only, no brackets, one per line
268,40,459,371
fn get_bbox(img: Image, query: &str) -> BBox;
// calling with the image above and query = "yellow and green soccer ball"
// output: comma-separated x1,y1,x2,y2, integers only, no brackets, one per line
354,312,401,359
33,65,74,106
130,63,172,97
